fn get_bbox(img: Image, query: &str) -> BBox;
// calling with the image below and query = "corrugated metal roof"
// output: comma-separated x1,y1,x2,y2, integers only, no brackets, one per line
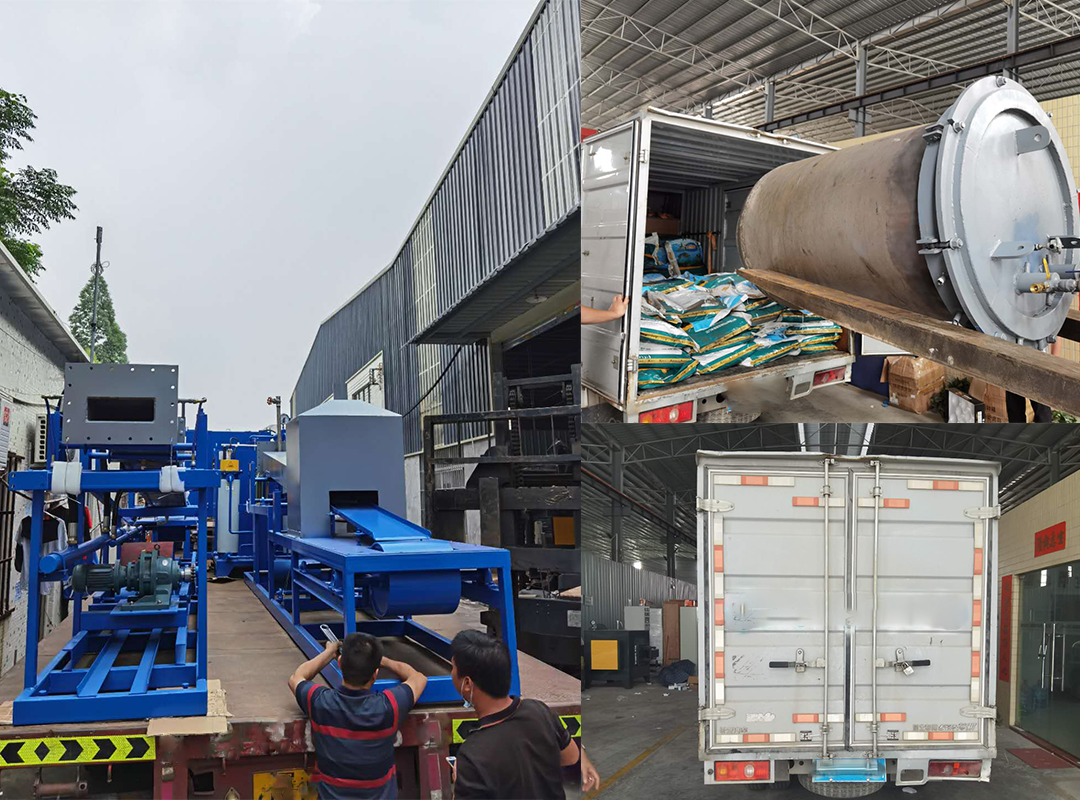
583,0,1080,142
0,240,88,364
412,209,580,344
582,423,1080,579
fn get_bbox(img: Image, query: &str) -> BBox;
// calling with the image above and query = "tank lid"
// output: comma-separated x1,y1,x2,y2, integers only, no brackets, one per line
918,76,1078,346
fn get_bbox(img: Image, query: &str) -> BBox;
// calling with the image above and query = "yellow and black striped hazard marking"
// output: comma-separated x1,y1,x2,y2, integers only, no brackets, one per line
0,735,154,767
452,714,581,744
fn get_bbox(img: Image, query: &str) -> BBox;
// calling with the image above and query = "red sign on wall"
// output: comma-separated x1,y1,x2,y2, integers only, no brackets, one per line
1034,522,1067,557
999,575,1013,683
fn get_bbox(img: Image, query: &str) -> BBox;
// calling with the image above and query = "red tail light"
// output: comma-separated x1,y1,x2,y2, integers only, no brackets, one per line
639,401,693,423
813,366,847,387
713,761,770,782
929,760,982,778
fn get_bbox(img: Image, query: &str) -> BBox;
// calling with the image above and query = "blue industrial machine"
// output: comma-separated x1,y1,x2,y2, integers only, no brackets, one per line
202,428,276,577
244,401,521,702
8,364,218,724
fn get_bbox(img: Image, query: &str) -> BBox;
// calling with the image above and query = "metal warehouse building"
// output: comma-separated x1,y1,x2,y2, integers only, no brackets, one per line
292,0,582,526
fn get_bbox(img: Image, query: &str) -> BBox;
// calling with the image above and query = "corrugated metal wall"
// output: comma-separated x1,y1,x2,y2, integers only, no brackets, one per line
581,550,696,632
292,0,581,454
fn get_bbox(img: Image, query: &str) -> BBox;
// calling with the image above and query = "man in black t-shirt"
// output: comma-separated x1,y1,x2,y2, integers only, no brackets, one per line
449,630,599,799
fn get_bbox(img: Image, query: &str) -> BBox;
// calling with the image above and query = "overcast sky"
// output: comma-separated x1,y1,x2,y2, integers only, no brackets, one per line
2,0,538,429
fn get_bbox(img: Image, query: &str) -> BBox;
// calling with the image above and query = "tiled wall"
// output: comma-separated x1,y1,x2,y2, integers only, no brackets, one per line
996,470,1080,724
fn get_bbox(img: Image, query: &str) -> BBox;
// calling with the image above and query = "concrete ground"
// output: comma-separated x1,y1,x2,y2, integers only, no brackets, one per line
582,682,1080,799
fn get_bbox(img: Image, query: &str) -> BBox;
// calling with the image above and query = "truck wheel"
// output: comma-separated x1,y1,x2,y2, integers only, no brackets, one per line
796,775,883,797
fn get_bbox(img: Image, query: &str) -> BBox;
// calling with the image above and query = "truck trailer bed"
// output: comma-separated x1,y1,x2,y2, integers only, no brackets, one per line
0,580,580,798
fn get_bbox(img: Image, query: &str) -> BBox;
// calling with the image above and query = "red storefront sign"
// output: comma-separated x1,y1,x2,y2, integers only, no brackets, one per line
999,575,1012,683
1034,522,1067,557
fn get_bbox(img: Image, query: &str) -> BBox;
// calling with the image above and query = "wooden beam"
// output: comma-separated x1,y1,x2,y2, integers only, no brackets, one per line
741,269,1080,415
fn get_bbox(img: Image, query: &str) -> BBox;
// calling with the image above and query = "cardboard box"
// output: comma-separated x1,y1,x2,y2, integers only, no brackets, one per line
880,357,944,414
662,600,683,666
645,217,680,236
968,378,1012,423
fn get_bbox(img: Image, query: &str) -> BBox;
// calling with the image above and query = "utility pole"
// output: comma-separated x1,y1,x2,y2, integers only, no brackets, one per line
89,226,103,363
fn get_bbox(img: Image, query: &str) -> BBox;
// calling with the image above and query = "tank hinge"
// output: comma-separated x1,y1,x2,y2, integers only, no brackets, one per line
917,237,963,255
965,506,1000,520
697,498,734,513
960,705,997,719
700,706,736,721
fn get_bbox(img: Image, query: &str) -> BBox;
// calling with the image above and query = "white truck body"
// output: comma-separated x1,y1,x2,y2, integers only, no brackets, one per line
696,451,998,793
581,109,856,422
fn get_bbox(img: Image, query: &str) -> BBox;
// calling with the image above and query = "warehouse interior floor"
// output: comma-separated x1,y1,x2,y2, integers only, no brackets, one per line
582,682,1080,799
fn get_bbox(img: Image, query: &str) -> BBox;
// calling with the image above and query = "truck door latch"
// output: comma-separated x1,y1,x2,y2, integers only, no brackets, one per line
769,648,824,673
882,647,931,675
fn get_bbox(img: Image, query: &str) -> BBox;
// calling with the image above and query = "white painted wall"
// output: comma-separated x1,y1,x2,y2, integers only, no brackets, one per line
0,290,68,675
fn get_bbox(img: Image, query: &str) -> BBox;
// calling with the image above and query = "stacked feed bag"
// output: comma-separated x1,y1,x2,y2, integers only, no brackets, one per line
636,272,843,390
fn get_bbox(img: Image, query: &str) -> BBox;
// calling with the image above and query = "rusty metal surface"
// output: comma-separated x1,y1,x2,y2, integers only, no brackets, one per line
742,269,1080,415
738,128,952,320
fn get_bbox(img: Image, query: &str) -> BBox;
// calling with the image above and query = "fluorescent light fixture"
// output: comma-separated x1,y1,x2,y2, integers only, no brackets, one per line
633,560,643,570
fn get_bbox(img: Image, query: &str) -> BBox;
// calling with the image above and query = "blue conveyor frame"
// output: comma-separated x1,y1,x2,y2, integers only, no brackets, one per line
244,492,521,704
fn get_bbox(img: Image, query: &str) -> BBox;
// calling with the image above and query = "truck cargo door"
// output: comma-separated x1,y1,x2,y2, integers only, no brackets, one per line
700,462,847,753
850,467,993,750
581,122,638,404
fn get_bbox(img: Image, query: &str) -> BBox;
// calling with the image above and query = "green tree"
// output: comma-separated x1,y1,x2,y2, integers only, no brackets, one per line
69,275,128,363
0,89,77,277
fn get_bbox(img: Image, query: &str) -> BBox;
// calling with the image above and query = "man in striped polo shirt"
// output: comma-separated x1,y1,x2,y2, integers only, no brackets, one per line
289,632,428,799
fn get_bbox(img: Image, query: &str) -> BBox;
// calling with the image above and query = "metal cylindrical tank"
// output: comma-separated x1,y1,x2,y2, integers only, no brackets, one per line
737,76,1078,348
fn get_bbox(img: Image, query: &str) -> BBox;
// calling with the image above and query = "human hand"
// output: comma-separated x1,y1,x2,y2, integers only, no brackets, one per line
324,640,340,656
608,294,628,316
581,748,600,793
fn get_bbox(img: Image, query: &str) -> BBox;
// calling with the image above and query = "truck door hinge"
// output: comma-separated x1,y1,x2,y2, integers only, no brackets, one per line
626,355,638,373
697,498,734,513
699,706,736,721
965,506,1000,520
960,705,997,719
639,148,648,163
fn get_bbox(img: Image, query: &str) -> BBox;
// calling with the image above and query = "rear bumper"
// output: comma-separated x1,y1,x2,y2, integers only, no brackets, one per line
703,752,994,786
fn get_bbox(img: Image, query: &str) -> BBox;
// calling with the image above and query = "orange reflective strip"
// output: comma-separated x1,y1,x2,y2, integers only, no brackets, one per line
933,480,959,491
714,545,724,572
974,548,983,575
742,475,768,486
792,496,820,507
793,713,819,723
743,734,769,743
928,731,955,741
715,651,725,678
714,598,725,626
972,599,982,626
882,498,910,509
880,713,906,722
971,652,981,677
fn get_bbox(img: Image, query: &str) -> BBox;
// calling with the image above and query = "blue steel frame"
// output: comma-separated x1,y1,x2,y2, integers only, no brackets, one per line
198,430,273,577
244,490,521,704
8,411,221,725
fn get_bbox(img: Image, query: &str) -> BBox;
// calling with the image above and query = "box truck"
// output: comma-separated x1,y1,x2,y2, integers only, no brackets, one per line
696,452,998,796
581,109,856,422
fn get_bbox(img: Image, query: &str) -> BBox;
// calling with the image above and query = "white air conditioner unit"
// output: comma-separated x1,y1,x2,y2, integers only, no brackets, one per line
33,415,48,466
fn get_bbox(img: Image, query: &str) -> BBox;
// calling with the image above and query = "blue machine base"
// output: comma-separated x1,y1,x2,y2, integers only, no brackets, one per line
213,553,253,577
13,680,208,725
243,572,467,704
812,758,887,783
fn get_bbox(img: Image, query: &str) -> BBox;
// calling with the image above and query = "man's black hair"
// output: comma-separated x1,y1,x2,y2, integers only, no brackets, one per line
339,632,383,686
451,630,512,697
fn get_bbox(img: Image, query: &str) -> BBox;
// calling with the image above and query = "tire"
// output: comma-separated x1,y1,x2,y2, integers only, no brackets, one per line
796,775,883,797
